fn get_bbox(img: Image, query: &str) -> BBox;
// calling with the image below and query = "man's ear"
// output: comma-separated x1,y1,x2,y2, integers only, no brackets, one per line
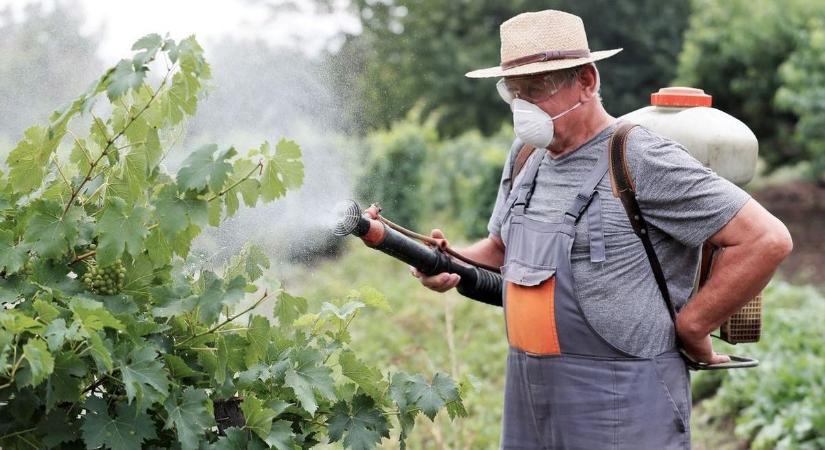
578,64,600,102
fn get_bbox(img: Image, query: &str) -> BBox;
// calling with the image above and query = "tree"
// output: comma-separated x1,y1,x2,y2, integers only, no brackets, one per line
0,34,464,449
329,0,690,137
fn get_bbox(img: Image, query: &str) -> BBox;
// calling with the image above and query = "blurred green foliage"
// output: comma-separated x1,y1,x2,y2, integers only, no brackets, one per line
332,0,690,137
677,0,825,181
357,116,512,238
695,281,825,449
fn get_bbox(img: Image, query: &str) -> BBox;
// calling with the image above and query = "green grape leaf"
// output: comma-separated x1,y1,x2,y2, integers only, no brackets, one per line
46,351,87,410
244,315,271,367
327,394,389,450
225,244,270,282
81,397,157,450
152,184,209,235
107,59,148,101
240,395,277,442
117,344,170,408
407,372,463,421
44,318,82,351
86,331,114,372
163,354,203,379
146,227,173,265
97,197,150,266
33,298,61,322
195,272,247,325
284,348,336,416
163,387,215,450
215,334,229,385
177,144,236,193
260,139,304,201
169,223,201,260
22,338,55,387
273,292,308,326
107,145,149,204
0,229,28,274
131,33,163,68
23,199,82,260
348,286,391,312
339,351,386,400
264,420,296,450
160,36,210,125
37,408,79,448
213,427,266,450
208,198,222,226
321,301,365,320
70,297,124,332
7,125,62,194
224,158,261,215
0,310,44,334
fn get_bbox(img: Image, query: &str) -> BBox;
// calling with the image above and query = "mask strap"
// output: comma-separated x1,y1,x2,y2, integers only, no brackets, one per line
550,101,582,120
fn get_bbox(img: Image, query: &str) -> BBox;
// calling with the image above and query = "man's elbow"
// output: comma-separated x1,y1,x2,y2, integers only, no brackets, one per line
760,219,793,264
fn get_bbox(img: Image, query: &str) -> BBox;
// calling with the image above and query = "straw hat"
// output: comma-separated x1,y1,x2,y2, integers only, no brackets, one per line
466,10,622,78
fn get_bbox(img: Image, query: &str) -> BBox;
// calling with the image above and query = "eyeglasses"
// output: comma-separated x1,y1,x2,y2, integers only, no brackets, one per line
496,72,574,104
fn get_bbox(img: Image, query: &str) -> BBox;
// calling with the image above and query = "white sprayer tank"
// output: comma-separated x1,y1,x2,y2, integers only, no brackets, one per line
620,87,758,186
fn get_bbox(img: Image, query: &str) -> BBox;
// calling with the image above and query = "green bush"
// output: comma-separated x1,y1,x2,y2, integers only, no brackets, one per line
0,34,464,450
357,117,511,240
697,281,825,449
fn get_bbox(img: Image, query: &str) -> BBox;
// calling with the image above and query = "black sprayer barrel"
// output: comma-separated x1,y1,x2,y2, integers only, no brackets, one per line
333,201,503,306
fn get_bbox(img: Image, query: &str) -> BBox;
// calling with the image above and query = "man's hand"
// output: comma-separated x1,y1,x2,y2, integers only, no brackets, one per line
675,314,730,365
676,199,792,364
409,229,461,292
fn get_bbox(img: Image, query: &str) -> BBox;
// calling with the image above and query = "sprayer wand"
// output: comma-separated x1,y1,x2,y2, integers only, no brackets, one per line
332,200,503,306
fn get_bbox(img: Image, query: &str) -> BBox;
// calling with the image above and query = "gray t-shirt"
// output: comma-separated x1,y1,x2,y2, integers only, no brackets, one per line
488,123,751,357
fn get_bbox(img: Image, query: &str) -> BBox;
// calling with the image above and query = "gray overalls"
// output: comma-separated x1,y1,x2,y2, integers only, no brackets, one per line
498,144,691,450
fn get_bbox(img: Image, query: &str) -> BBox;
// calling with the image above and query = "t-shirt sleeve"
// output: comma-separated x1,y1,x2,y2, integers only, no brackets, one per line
487,139,521,237
625,127,751,247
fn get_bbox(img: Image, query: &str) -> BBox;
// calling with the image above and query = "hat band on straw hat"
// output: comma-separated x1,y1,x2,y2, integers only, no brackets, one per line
501,49,591,70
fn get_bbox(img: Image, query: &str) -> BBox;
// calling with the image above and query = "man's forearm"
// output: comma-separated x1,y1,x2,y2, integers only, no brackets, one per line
455,235,505,269
677,230,791,341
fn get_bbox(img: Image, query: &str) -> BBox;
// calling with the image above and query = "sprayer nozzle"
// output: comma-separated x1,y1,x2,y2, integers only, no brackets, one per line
332,200,362,236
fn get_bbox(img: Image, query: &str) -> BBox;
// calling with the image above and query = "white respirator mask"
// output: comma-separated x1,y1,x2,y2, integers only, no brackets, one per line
511,98,582,149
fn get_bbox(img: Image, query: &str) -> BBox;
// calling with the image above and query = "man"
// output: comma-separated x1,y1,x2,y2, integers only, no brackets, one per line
410,10,793,450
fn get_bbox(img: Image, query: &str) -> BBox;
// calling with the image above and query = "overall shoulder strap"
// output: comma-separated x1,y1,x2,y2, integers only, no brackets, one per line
608,122,678,323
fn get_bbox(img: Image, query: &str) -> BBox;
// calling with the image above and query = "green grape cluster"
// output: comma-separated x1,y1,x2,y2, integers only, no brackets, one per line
82,260,126,295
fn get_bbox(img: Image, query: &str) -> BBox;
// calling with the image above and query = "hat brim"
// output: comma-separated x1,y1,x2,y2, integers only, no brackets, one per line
465,48,622,79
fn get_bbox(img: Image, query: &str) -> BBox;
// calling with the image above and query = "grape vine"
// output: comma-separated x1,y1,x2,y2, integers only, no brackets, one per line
0,33,465,449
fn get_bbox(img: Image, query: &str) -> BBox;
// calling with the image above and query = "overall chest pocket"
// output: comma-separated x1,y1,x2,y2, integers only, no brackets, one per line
501,216,565,286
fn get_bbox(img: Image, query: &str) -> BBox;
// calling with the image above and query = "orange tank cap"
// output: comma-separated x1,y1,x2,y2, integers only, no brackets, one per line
650,86,712,107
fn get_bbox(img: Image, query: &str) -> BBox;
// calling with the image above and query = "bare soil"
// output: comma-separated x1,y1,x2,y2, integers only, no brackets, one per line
752,181,825,286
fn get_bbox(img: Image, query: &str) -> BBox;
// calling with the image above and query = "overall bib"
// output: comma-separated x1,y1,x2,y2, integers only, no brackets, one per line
498,144,691,450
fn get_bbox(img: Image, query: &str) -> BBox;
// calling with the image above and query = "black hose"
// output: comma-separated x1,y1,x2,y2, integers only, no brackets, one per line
360,219,503,306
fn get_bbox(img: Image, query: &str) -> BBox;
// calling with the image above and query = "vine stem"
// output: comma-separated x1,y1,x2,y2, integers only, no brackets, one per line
80,371,124,395
174,289,275,348
60,65,175,220
207,160,264,202
0,428,38,443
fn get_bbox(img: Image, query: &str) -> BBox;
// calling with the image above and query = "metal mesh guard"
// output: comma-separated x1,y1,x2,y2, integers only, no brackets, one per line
720,293,762,344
